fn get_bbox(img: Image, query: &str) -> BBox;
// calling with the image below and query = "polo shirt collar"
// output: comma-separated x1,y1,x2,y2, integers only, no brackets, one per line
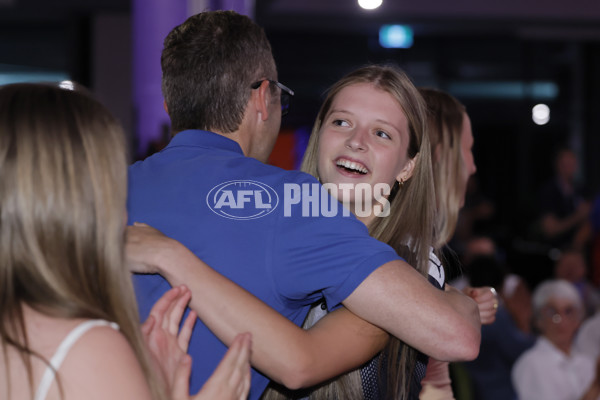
167,129,244,155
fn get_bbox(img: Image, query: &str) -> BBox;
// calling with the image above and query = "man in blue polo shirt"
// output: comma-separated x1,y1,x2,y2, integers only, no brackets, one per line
128,10,481,399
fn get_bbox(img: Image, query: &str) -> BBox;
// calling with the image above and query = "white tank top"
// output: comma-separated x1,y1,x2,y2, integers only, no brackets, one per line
34,319,119,400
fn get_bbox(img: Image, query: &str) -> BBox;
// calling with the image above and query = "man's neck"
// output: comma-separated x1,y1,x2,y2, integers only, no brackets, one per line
211,129,248,156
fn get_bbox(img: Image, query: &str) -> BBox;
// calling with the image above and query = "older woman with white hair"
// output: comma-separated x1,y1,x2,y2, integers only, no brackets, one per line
512,279,600,400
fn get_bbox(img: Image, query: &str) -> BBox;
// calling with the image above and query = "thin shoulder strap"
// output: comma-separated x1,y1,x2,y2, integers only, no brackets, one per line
35,319,119,400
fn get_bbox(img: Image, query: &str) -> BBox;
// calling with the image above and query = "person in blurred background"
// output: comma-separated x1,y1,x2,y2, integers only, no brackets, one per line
588,193,600,287
464,256,535,400
575,309,600,362
554,248,600,317
512,279,600,400
538,148,591,250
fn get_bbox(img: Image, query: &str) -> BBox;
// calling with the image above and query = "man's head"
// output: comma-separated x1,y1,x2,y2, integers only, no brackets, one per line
161,11,277,136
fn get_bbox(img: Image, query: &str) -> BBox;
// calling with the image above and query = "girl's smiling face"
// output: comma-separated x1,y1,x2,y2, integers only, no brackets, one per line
317,82,416,213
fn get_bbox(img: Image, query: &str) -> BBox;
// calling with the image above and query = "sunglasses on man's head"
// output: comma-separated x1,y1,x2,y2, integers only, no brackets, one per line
251,79,294,117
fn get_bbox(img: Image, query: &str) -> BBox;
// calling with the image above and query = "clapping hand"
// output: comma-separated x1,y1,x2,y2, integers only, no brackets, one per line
142,285,196,395
142,285,252,400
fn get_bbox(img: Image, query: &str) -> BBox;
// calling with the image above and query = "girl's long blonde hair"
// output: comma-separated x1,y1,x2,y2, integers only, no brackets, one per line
418,88,467,249
0,83,164,400
264,65,435,400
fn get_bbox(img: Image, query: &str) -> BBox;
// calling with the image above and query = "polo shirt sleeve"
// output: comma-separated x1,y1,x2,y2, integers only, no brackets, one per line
267,174,400,310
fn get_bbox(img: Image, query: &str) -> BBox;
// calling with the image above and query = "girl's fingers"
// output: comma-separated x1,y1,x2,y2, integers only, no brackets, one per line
167,286,191,335
192,333,252,400
178,310,197,353
141,314,156,339
151,286,182,326
239,362,251,400
171,355,193,400
227,333,252,394
234,334,252,400
213,333,252,381
234,333,252,370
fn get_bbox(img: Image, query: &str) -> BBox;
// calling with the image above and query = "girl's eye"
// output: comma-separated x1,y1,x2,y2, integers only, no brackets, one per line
376,130,391,139
332,119,350,127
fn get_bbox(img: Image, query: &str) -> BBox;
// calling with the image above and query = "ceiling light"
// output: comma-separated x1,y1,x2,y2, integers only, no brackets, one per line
358,0,383,10
532,103,550,125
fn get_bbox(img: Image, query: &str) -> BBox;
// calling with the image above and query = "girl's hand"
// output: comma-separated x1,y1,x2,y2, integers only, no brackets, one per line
126,222,176,274
141,284,252,400
193,332,252,400
142,285,197,394
463,286,498,325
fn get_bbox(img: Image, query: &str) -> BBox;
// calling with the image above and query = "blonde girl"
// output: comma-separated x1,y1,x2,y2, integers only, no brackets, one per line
0,83,250,400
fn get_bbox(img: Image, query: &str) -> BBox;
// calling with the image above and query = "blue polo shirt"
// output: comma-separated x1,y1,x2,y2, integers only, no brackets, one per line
128,130,400,399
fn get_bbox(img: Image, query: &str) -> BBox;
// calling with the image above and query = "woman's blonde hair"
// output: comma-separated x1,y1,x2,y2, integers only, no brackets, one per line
0,83,164,400
419,88,467,249
265,65,435,400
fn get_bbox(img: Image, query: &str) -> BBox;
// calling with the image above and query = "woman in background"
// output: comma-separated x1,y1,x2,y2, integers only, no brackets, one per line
418,88,495,400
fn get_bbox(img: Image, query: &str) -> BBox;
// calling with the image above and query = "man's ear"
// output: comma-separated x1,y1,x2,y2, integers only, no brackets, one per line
163,100,169,115
251,80,271,122
396,153,418,183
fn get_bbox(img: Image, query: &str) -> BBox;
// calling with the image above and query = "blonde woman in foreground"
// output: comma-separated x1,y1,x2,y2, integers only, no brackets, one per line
0,83,251,400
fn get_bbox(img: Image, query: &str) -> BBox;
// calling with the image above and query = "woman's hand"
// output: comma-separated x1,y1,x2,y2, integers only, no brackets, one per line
194,332,252,400
126,222,178,274
142,285,197,394
142,285,252,400
463,286,498,325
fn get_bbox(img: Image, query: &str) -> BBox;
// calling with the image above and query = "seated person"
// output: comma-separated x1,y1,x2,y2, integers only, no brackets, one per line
575,310,600,361
554,249,600,317
537,148,590,250
512,279,600,400
464,256,535,400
